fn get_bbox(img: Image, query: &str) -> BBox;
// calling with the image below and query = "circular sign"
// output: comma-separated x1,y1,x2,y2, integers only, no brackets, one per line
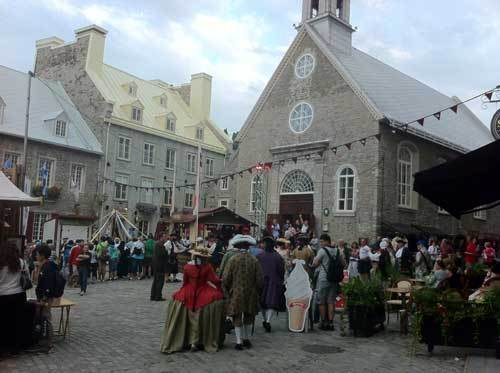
323,208,330,217
490,109,500,140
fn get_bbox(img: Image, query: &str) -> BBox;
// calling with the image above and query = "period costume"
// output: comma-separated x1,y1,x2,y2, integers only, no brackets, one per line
150,239,167,301
257,238,286,332
160,247,225,353
222,234,263,350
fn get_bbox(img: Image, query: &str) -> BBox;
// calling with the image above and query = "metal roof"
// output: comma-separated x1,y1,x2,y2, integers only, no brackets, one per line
334,47,493,151
0,65,102,154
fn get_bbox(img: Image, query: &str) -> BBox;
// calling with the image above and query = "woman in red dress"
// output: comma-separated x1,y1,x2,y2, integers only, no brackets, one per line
161,246,225,353
464,237,478,267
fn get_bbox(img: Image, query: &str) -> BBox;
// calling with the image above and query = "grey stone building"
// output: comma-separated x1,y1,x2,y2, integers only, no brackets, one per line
33,25,231,236
0,65,102,241
227,0,500,241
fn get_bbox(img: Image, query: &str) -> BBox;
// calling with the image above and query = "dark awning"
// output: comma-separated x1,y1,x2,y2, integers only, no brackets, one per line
413,140,500,218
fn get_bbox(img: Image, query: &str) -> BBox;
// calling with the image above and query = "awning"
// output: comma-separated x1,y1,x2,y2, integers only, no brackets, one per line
161,207,257,226
0,171,40,207
413,140,500,218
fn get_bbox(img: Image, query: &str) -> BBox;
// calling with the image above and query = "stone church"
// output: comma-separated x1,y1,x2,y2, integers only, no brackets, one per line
224,0,500,241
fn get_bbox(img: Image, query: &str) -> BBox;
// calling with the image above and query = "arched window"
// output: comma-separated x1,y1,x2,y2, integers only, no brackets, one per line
337,166,356,212
250,175,263,212
281,170,314,194
397,144,418,208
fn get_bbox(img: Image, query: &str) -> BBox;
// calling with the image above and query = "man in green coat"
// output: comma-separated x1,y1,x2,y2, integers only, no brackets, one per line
144,234,155,279
222,234,263,351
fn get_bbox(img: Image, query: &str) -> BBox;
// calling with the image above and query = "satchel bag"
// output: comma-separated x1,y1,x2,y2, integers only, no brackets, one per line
20,259,33,291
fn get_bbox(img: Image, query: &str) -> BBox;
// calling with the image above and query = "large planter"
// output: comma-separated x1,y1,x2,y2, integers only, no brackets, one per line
347,304,385,337
421,315,500,357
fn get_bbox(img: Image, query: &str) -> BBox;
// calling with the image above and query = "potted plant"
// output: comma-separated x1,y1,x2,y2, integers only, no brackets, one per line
412,287,500,357
47,186,62,200
343,277,385,337
31,184,43,197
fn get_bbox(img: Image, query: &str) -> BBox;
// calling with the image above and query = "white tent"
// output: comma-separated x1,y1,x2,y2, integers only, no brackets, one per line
0,171,40,207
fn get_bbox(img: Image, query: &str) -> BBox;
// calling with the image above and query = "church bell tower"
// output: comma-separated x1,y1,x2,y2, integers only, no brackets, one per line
301,0,354,54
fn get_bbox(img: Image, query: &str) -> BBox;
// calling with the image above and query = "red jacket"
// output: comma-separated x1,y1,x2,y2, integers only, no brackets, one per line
173,263,223,310
69,245,83,266
464,243,477,264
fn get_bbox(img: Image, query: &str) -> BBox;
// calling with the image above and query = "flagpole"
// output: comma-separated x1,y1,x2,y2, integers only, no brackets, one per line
20,71,33,237
170,151,177,217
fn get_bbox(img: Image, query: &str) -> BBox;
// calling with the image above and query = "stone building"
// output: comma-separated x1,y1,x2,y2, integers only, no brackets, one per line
33,25,231,236
0,65,102,241
227,0,500,241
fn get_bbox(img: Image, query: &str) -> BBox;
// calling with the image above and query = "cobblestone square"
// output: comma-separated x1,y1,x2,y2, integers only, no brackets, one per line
2,278,493,373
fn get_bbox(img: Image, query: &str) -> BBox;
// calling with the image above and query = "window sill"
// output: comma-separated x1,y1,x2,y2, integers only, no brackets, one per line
117,157,131,162
398,206,418,213
165,167,174,171
186,171,196,175
142,163,155,167
333,211,356,217
114,198,128,202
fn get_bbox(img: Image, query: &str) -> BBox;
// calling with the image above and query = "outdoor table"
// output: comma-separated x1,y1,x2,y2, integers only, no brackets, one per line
49,298,76,339
385,288,411,334
408,278,426,285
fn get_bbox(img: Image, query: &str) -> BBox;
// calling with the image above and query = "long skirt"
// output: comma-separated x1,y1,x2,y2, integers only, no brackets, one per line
160,299,225,354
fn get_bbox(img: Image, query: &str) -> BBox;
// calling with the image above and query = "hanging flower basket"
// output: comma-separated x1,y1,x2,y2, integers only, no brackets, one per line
47,186,62,201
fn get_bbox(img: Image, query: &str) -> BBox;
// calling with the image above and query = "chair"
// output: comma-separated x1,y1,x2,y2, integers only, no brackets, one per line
385,281,412,325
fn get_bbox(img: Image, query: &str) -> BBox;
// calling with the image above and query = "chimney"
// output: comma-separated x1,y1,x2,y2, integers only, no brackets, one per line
74,24,108,73
189,73,212,120
35,37,65,50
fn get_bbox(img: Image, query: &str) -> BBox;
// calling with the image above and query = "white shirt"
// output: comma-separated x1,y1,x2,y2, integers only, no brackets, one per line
301,224,309,234
0,259,24,296
359,245,371,260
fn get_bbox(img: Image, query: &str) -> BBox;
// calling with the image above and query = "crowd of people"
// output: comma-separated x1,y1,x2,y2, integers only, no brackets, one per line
2,216,500,356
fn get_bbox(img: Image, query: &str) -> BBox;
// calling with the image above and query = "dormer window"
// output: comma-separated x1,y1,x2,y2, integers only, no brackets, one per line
196,127,204,140
166,114,176,132
132,107,142,122
0,97,5,125
125,82,138,97
55,120,67,137
160,96,167,108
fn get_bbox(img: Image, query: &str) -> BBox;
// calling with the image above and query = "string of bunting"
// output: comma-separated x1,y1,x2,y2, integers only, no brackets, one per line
398,86,500,130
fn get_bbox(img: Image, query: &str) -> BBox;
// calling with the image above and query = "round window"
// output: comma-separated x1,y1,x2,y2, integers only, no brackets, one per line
295,54,315,78
289,103,313,133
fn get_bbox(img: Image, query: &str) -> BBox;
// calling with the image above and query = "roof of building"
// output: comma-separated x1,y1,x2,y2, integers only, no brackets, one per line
307,25,493,151
0,65,102,154
86,64,231,152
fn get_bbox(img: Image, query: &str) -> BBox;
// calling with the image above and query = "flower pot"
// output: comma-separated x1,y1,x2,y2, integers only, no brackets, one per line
347,304,385,337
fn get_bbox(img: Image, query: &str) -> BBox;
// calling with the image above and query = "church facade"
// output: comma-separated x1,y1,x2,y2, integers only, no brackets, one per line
224,0,500,241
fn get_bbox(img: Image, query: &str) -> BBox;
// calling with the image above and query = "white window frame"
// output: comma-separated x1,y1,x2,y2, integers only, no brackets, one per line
397,142,419,209
37,157,56,187
140,177,154,204
163,183,173,206
166,115,176,132
196,127,204,140
184,189,194,208
70,163,85,193
336,165,357,213
218,199,229,208
55,119,67,137
186,153,197,174
114,174,129,201
437,207,450,215
143,143,155,166
132,106,142,122
220,177,228,191
289,102,314,133
295,53,315,79
32,213,48,241
165,148,176,170
118,136,131,161
250,175,263,212
3,151,21,167
128,83,137,97
473,208,487,221
205,158,214,178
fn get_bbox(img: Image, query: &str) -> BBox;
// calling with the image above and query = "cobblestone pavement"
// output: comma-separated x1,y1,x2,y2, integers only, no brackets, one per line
0,278,493,373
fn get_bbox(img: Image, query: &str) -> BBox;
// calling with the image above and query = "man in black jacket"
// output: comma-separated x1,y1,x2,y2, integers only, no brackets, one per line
150,233,168,301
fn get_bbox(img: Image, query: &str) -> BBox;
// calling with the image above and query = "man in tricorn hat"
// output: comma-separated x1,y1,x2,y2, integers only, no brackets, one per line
222,233,263,350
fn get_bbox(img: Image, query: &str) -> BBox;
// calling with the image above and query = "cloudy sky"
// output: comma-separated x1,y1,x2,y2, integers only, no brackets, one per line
1,0,499,133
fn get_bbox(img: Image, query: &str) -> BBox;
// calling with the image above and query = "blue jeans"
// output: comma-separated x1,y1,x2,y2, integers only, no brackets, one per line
131,258,143,276
78,266,89,292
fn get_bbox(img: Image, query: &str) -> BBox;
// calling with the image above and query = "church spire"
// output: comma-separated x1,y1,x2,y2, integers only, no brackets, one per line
302,0,351,24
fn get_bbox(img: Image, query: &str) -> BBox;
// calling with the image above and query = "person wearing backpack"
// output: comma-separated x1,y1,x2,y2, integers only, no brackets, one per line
312,234,345,331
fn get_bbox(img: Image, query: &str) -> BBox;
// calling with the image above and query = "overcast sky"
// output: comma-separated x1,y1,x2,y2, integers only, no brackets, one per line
1,0,499,134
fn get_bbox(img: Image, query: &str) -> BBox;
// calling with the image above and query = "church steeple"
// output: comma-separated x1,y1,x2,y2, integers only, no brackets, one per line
302,0,351,24
301,0,355,55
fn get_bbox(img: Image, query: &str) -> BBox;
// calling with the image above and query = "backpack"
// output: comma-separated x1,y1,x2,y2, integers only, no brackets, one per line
322,247,344,283
133,246,143,256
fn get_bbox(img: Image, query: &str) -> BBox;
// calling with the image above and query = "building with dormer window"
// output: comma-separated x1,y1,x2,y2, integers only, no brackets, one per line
34,25,231,235
0,65,103,241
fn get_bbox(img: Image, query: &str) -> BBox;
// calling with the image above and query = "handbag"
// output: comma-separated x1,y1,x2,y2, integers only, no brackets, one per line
20,259,33,291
